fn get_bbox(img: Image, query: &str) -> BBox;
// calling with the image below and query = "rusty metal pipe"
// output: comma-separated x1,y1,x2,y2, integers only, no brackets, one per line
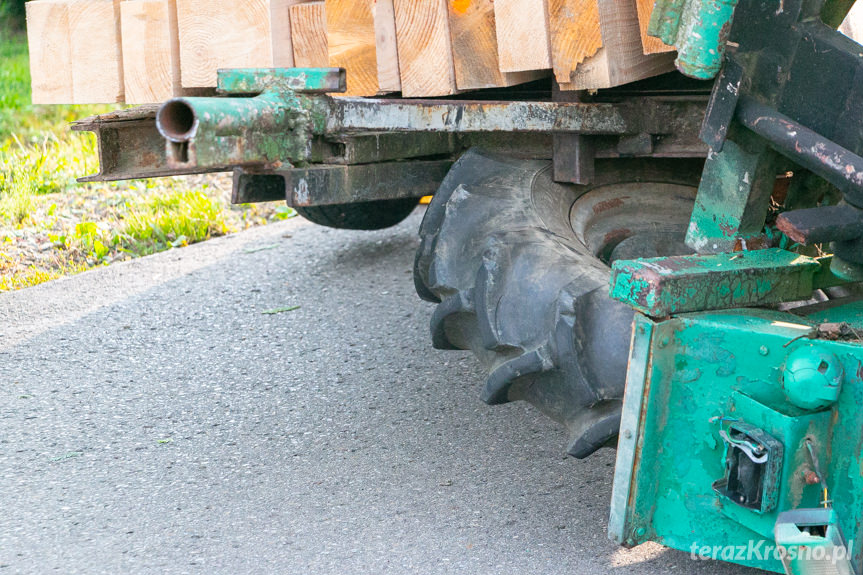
156,92,296,142
156,99,198,143
154,91,314,168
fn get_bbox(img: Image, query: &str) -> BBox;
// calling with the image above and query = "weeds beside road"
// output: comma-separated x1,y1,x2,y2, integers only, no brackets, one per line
0,25,291,291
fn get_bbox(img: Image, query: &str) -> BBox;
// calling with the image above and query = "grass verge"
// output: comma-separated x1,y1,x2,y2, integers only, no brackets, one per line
0,25,291,292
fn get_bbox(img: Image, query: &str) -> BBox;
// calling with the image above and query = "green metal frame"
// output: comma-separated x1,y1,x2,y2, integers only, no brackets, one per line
610,303,863,573
609,248,849,318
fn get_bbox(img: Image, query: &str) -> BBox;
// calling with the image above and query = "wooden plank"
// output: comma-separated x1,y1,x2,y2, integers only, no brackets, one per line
549,0,603,85
374,0,401,94
635,0,674,54
564,47,610,89
270,0,309,67
26,1,73,104
176,0,273,88
325,0,400,96
120,0,177,104
446,0,544,90
494,0,552,72
562,0,676,90
393,0,457,97
325,0,377,95
68,0,125,103
290,1,328,68
598,0,676,86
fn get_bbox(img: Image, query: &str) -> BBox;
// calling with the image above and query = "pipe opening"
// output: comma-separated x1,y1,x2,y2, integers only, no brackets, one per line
157,99,198,142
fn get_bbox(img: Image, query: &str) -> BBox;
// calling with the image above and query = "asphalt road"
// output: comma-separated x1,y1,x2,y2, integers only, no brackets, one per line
0,209,755,574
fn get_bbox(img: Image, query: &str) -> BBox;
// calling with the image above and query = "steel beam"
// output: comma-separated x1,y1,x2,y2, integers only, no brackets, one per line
232,161,452,206
72,106,222,182
327,98,629,135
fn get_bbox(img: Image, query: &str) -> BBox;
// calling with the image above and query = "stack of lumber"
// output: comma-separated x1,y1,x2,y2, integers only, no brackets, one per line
27,0,678,105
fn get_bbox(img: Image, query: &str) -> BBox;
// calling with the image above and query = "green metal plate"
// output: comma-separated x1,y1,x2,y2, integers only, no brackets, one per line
610,306,863,572
609,249,824,317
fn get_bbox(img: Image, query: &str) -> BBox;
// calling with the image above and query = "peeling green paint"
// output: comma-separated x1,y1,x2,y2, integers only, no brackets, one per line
611,305,863,572
609,248,852,317
648,0,740,79
686,129,781,253
157,68,342,171
161,89,318,169
216,68,345,95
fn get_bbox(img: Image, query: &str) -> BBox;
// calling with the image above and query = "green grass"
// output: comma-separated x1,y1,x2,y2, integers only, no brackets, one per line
119,186,230,254
0,134,102,221
0,30,110,223
0,261,86,291
0,31,30,135
55,183,232,259
0,23,288,291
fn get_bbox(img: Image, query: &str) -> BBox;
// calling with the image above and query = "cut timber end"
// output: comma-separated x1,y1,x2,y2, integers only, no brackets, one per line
176,0,274,88
561,47,610,89
68,0,125,104
549,0,603,85
290,2,328,68
27,0,680,102
394,0,458,97
562,0,676,89
599,0,676,86
26,1,73,104
494,0,552,72
120,0,177,104
635,0,675,54
447,0,545,90
326,0,400,96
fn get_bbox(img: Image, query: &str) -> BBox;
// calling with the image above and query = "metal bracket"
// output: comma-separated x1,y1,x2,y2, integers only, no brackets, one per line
609,248,848,317
232,161,453,206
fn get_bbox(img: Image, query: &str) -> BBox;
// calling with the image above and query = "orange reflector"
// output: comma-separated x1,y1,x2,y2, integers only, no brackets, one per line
420,196,433,205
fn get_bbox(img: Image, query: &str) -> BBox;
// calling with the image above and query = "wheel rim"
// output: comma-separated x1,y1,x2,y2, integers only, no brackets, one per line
569,182,698,264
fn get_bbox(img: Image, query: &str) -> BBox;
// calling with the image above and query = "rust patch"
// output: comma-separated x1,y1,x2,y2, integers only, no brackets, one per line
140,151,161,169
717,220,736,236
772,172,793,206
733,235,771,252
593,197,626,214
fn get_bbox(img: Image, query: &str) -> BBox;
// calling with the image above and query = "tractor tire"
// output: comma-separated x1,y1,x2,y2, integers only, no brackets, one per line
414,149,702,458
295,198,420,230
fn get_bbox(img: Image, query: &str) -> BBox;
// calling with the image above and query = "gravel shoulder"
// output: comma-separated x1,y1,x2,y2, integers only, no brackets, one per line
0,210,754,575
